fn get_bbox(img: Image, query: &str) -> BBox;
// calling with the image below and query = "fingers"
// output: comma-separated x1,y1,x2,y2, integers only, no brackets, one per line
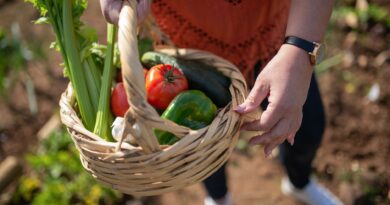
287,133,295,146
100,0,151,25
241,104,282,132
286,111,302,145
264,139,283,157
248,117,299,157
235,78,269,114
249,118,290,145
100,0,123,25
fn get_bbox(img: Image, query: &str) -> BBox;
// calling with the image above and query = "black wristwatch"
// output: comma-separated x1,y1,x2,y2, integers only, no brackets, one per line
284,36,325,65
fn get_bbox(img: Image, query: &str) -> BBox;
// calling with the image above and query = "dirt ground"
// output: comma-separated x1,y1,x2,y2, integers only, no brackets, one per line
0,1,389,205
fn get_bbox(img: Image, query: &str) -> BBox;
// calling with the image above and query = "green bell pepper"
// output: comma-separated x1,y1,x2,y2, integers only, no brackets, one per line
155,90,217,145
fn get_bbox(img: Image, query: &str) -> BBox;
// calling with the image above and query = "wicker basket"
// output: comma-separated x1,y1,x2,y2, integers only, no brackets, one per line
59,0,253,196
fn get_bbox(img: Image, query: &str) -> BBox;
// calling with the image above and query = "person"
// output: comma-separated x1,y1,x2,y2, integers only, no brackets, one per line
100,0,344,205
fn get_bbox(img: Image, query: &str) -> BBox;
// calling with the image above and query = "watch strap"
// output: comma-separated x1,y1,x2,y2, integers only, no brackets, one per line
284,36,315,53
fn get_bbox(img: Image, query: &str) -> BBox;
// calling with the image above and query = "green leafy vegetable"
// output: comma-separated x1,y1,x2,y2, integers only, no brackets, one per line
27,0,142,141
93,24,117,141
27,0,101,130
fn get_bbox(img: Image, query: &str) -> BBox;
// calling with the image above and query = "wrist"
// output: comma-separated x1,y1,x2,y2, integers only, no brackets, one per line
279,44,312,70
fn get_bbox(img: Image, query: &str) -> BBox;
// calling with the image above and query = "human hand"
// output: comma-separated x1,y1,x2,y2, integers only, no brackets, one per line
235,44,313,157
99,0,151,25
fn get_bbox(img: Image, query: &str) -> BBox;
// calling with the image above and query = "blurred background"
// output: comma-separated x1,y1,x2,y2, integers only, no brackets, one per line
0,0,389,204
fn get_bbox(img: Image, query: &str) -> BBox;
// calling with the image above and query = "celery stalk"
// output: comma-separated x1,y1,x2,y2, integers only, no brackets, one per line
83,60,99,113
29,0,115,135
87,56,102,90
93,24,116,141
62,0,95,129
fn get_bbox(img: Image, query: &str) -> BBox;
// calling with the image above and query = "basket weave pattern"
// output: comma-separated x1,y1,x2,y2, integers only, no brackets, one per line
59,0,248,196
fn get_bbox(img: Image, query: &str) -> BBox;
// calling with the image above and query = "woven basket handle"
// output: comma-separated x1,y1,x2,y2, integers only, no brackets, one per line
117,0,162,154
117,0,193,154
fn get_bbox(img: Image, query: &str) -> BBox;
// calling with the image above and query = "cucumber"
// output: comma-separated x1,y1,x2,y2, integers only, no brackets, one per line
141,51,176,68
142,52,231,88
179,59,231,88
141,51,232,107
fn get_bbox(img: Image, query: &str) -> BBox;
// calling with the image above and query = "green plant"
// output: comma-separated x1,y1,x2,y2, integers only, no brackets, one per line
27,0,154,141
331,3,390,29
0,26,32,94
28,0,106,131
0,24,42,115
10,129,121,205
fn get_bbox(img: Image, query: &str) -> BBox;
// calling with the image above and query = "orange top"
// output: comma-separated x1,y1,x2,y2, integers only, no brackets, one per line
151,0,291,86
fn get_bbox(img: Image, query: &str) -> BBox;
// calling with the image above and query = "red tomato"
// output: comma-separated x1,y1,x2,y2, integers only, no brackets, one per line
111,83,130,117
145,64,188,110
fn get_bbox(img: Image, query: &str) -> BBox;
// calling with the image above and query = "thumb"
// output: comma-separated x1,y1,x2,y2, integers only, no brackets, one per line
235,80,269,114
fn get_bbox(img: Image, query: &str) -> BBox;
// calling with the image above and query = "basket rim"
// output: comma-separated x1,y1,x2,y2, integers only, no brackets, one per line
59,47,247,155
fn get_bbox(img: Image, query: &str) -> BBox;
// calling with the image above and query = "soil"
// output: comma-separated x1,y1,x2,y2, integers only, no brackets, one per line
0,1,389,205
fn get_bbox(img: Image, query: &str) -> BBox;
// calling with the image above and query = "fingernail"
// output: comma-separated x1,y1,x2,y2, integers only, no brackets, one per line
234,105,245,112
291,138,295,146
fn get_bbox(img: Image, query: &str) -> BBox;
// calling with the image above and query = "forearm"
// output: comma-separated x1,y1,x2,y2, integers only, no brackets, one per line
286,0,335,42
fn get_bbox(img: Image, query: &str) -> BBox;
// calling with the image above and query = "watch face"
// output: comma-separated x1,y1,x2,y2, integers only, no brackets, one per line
316,44,326,65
